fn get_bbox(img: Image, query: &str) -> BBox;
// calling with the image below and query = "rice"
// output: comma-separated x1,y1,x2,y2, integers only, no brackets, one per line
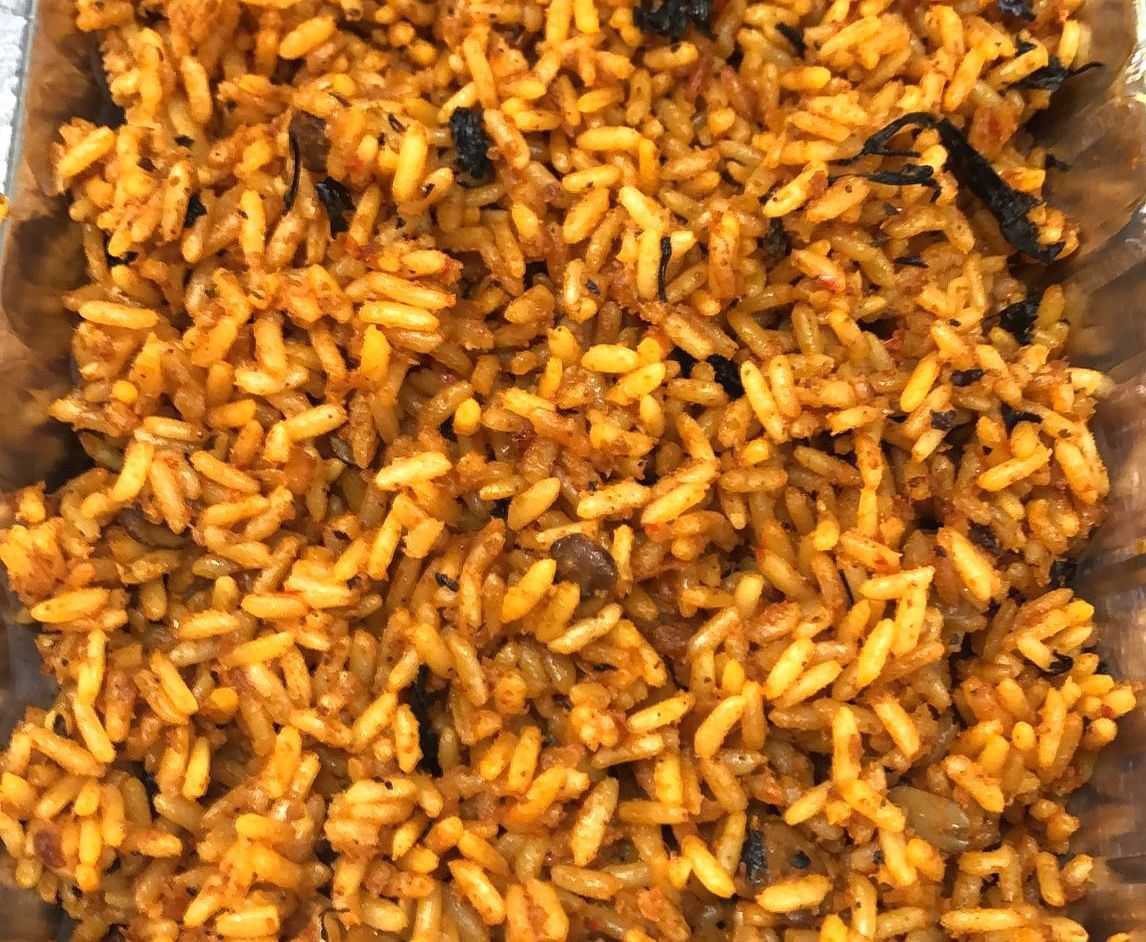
0,0,1136,937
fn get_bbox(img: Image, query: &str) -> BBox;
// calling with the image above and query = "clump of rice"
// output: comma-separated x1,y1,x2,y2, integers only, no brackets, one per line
0,0,1135,938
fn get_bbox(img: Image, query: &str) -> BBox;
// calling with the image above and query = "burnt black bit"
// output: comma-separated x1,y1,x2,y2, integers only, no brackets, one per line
997,0,1034,19
406,667,443,776
762,217,791,263
858,164,939,190
586,279,600,295
895,254,927,268
843,113,1061,261
930,410,958,431
707,354,744,399
951,368,985,387
934,117,1062,262
1048,652,1075,675
174,134,194,147
776,22,806,57
449,106,493,180
439,415,456,442
872,848,885,865
551,534,619,595
836,112,930,165
633,0,712,40
488,498,510,519
791,849,811,870
315,177,354,235
1045,153,1072,171
388,113,407,133
1013,58,1102,93
1001,402,1041,433
998,290,1044,343
285,130,302,213
289,110,330,173
1049,557,1078,589
183,193,207,229
969,522,1002,555
741,827,767,886
434,572,460,591
658,235,673,302
669,346,698,376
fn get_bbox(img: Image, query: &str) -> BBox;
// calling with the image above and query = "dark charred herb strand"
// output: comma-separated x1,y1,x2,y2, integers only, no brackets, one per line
951,368,985,386
388,114,407,133
860,164,939,189
314,178,354,236
633,0,712,39
844,113,1061,261
776,22,806,57
1048,653,1075,675
657,236,672,302
183,193,207,229
1013,58,1102,92
284,130,302,212
448,106,492,180
707,355,744,399
406,667,442,776
894,255,927,268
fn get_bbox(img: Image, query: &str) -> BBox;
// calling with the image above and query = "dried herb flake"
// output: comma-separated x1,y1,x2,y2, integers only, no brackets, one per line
741,828,766,886
895,254,927,268
763,217,791,263
315,177,354,236
633,0,712,39
707,354,744,399
449,106,492,180
183,193,207,229
1001,403,1041,433
951,368,984,387
657,235,672,302
434,572,459,591
406,667,442,776
997,291,1043,343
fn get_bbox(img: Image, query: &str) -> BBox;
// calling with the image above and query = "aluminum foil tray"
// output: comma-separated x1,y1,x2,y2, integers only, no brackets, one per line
1,0,1146,937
